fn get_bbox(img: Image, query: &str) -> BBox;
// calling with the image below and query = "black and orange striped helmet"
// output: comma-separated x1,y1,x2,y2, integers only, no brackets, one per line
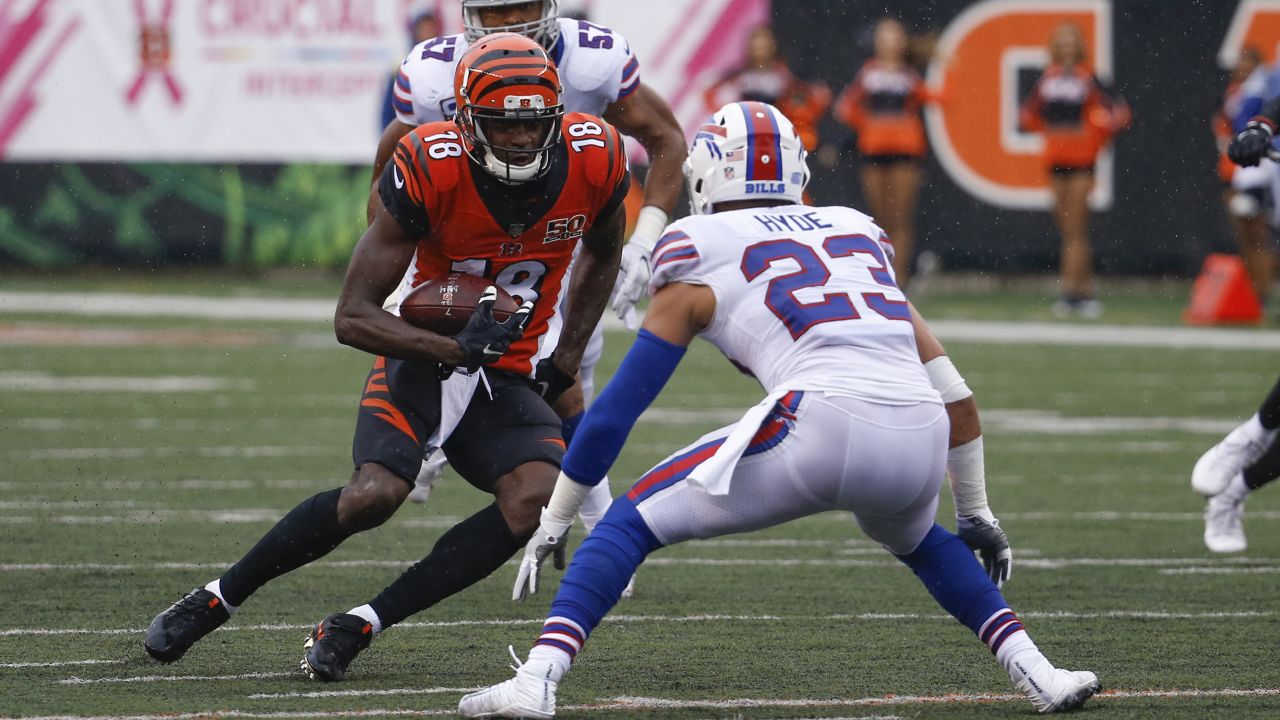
453,32,564,183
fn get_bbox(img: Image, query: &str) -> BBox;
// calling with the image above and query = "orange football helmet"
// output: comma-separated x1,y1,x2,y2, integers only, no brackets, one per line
453,32,565,183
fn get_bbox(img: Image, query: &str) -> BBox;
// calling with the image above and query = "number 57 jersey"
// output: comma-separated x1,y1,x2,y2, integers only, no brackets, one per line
650,204,940,405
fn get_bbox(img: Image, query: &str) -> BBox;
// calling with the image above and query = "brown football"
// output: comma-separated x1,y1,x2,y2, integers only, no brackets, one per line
400,273,518,336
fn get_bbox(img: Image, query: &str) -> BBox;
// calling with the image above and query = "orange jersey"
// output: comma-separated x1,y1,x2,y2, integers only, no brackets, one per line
379,112,630,376
834,60,930,158
1019,64,1128,169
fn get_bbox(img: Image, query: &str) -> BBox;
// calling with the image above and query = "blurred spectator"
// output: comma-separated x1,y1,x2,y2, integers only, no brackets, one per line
833,17,935,285
380,11,441,131
703,25,830,152
1223,49,1276,307
1019,22,1130,319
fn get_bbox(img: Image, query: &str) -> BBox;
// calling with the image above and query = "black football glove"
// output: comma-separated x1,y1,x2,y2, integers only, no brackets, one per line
956,512,1012,588
1228,119,1275,168
534,356,576,404
451,287,534,372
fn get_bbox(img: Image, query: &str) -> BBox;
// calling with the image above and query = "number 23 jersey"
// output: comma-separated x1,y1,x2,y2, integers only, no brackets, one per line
650,204,938,405
378,114,629,377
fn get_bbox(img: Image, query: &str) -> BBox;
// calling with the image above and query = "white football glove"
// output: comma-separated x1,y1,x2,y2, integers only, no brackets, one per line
610,206,667,328
512,508,573,602
956,509,1012,588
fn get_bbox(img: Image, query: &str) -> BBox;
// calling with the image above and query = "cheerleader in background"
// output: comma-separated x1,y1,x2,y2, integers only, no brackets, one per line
834,18,935,285
1019,22,1131,319
703,25,831,154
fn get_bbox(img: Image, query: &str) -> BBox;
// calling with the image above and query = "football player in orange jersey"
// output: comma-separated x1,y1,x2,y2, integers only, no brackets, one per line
143,34,628,682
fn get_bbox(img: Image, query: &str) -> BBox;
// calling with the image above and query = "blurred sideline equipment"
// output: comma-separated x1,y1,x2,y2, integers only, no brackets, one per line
1183,253,1263,325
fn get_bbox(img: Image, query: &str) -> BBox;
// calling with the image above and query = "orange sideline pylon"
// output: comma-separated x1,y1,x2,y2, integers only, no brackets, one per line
1183,253,1264,325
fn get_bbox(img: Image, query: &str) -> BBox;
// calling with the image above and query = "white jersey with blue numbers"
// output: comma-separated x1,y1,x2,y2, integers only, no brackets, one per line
391,18,641,124
649,204,939,406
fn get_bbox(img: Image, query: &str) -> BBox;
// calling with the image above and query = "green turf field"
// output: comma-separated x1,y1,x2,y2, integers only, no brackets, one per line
1,281,1278,719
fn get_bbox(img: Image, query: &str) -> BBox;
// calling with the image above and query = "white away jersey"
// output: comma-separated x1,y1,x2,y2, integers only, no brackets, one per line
650,205,939,405
391,18,641,124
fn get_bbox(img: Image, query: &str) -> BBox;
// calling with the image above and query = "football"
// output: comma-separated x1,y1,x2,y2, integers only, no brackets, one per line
400,272,519,336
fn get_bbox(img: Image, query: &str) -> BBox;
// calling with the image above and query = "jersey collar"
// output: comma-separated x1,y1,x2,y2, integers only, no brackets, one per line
550,31,565,67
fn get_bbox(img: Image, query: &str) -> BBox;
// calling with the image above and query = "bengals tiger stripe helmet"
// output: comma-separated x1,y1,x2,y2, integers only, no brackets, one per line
453,32,565,183
461,0,560,51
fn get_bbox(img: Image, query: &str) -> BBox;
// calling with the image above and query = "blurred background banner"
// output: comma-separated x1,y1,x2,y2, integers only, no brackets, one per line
3,0,406,162
0,0,1272,278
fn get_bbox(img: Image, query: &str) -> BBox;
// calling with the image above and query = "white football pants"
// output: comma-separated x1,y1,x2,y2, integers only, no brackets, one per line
635,393,948,555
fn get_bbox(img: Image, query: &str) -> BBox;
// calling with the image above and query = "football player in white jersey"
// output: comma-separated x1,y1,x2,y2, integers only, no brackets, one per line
374,1,685,537
458,102,1100,718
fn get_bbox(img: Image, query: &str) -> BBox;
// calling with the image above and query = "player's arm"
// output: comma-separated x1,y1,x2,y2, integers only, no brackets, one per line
544,195,627,379
334,203,465,366
514,281,715,600
368,119,418,224
603,83,688,322
909,302,1012,587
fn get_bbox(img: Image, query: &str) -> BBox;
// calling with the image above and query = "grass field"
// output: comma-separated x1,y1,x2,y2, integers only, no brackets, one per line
1,279,1279,719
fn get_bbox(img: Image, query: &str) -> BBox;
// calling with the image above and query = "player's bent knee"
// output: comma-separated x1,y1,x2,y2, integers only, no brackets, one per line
338,464,411,531
494,461,558,536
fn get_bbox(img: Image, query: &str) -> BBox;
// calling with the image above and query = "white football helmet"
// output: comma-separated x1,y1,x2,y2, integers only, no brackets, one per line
462,0,560,51
684,101,810,215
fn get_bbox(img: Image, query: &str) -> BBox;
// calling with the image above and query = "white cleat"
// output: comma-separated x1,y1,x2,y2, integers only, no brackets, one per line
1204,493,1247,553
1192,423,1277,497
408,453,448,504
458,668,557,719
1012,662,1101,714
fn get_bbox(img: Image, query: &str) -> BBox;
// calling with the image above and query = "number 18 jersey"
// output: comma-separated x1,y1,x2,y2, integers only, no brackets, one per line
649,204,939,405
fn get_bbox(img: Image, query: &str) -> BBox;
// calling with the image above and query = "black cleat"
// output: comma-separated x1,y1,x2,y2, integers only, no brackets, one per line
300,613,373,682
143,588,230,663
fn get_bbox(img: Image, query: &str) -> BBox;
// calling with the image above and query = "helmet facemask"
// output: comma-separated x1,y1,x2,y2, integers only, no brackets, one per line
462,0,561,51
459,96,564,183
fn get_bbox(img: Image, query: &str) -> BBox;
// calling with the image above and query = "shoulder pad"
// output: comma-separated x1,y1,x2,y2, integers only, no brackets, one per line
398,33,468,123
557,18,635,94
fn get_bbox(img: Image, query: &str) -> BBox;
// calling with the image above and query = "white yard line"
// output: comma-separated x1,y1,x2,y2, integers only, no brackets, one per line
3,291,1279,349
5,688,1279,720
0,659,122,669
2,609,1269,639
0,372,250,393
59,672,296,685
247,687,480,699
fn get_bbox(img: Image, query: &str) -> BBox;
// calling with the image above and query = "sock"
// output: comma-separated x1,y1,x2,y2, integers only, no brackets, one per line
1244,437,1280,490
1258,376,1280,430
347,603,384,636
898,524,1008,634
368,503,522,628
203,579,238,616
544,497,661,647
561,412,584,445
527,620,578,682
219,488,351,607
981,609,1049,678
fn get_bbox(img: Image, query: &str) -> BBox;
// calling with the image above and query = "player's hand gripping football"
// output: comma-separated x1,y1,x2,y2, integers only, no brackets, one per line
451,287,534,372
512,508,572,602
1228,119,1274,168
956,510,1012,588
